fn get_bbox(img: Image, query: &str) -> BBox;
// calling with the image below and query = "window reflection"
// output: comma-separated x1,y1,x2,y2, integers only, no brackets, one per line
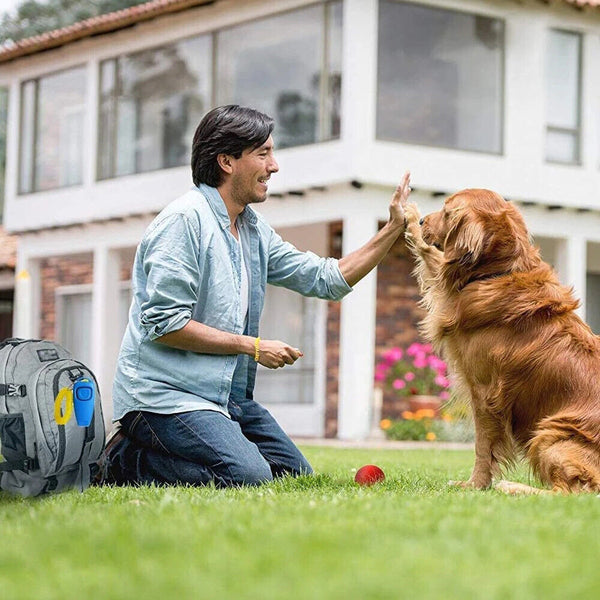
98,36,211,179
217,2,342,149
377,1,504,154
97,1,342,181
19,67,86,193
545,30,581,164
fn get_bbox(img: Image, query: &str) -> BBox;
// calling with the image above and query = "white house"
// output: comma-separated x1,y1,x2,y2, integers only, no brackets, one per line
1,0,599,439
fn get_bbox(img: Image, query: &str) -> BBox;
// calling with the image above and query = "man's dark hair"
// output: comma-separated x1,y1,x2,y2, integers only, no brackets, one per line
191,105,275,187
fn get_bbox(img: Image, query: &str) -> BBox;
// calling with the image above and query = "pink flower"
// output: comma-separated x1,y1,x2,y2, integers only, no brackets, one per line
404,372,415,382
374,370,386,382
428,356,446,373
439,391,450,400
383,347,403,363
413,355,428,369
422,343,433,354
392,379,406,390
434,375,449,388
406,343,423,357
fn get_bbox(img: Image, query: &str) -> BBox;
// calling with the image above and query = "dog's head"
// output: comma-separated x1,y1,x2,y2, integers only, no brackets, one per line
421,189,539,286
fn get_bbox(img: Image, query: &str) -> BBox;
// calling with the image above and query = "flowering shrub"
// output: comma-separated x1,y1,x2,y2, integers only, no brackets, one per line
380,410,475,443
375,342,450,400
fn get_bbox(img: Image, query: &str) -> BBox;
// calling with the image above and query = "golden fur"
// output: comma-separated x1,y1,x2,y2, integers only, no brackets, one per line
404,190,600,494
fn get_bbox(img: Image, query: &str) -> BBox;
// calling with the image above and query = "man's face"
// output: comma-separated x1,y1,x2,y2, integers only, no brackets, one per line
229,135,279,204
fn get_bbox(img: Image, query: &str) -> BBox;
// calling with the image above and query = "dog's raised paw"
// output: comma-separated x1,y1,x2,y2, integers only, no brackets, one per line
404,202,421,224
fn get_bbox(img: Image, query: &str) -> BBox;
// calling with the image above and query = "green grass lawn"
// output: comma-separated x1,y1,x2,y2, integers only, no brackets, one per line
1,446,599,600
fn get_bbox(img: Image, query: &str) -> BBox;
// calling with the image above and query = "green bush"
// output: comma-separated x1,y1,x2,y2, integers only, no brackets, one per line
382,415,474,443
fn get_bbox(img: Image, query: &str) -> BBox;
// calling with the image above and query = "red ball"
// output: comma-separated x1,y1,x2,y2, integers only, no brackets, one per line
354,464,385,486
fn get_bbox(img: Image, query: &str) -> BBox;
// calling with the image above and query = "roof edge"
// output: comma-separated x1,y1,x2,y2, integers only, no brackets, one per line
0,0,214,64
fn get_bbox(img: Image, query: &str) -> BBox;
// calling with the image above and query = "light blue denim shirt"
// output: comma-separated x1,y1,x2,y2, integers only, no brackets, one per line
112,184,353,421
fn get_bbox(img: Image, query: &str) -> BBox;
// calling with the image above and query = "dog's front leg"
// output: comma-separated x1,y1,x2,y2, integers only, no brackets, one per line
403,202,443,293
450,405,503,490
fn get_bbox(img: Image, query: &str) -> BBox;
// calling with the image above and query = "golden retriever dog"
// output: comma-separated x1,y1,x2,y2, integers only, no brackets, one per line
403,189,600,494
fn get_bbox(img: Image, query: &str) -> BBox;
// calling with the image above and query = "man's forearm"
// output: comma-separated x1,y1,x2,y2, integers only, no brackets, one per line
338,221,404,287
156,319,255,356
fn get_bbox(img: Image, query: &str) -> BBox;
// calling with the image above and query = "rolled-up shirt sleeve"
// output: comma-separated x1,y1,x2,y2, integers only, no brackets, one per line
139,213,201,341
267,228,352,301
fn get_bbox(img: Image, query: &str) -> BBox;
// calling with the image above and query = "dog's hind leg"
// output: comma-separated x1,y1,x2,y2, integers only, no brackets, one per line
529,437,600,494
494,480,552,496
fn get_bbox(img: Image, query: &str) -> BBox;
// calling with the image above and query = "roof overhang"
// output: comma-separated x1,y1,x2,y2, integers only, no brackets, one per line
0,0,215,64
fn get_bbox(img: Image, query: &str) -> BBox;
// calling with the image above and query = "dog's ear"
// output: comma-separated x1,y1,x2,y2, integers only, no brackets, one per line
444,212,487,266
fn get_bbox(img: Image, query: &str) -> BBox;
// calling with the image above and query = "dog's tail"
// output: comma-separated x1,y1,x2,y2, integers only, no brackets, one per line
527,409,600,493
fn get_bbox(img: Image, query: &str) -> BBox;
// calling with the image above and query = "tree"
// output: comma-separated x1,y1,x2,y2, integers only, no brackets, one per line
0,0,147,45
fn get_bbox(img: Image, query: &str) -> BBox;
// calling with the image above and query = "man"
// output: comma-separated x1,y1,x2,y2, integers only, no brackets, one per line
101,105,411,487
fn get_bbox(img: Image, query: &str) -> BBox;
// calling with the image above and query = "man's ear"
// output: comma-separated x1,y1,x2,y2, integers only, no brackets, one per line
217,153,234,175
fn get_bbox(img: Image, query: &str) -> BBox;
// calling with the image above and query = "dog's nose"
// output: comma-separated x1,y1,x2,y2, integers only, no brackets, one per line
419,218,425,226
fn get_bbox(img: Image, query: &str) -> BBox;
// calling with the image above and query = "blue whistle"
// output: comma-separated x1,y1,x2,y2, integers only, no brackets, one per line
73,378,95,427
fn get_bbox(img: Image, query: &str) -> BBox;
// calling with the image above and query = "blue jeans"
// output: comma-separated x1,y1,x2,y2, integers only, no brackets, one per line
107,397,313,487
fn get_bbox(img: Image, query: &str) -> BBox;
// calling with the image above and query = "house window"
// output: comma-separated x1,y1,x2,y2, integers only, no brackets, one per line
587,273,600,335
376,1,504,154
19,66,86,194
254,285,322,405
216,1,342,149
57,285,132,365
0,87,7,222
98,35,211,179
545,30,581,164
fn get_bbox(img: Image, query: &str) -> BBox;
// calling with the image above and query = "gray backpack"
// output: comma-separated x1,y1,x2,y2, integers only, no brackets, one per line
0,338,105,496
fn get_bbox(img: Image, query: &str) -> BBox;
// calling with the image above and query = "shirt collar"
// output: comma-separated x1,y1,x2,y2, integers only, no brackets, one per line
196,183,258,228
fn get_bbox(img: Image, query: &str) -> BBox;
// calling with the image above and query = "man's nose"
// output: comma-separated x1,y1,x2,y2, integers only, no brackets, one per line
269,157,279,173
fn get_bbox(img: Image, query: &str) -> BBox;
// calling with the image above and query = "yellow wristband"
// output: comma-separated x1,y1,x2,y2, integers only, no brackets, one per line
254,337,261,362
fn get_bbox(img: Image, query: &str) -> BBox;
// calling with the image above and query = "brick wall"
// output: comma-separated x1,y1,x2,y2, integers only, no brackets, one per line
374,222,426,419
325,222,343,437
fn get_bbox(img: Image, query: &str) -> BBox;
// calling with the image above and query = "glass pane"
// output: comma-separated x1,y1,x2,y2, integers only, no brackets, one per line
325,1,343,140
110,35,211,178
19,80,36,194
377,0,504,153
98,59,117,180
586,273,600,335
0,87,7,220
35,67,86,191
546,30,580,130
545,129,577,163
217,5,323,149
254,285,317,405
59,292,92,366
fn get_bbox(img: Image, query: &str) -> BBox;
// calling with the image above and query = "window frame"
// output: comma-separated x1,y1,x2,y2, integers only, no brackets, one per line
96,0,343,181
96,32,215,181
0,86,8,222
55,281,132,361
545,28,583,166
375,0,506,156
18,64,87,195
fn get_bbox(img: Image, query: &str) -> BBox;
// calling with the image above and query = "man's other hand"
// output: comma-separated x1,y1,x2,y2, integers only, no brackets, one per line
257,340,303,369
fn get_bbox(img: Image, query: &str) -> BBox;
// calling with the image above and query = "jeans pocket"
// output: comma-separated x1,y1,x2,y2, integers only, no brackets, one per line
121,411,142,436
